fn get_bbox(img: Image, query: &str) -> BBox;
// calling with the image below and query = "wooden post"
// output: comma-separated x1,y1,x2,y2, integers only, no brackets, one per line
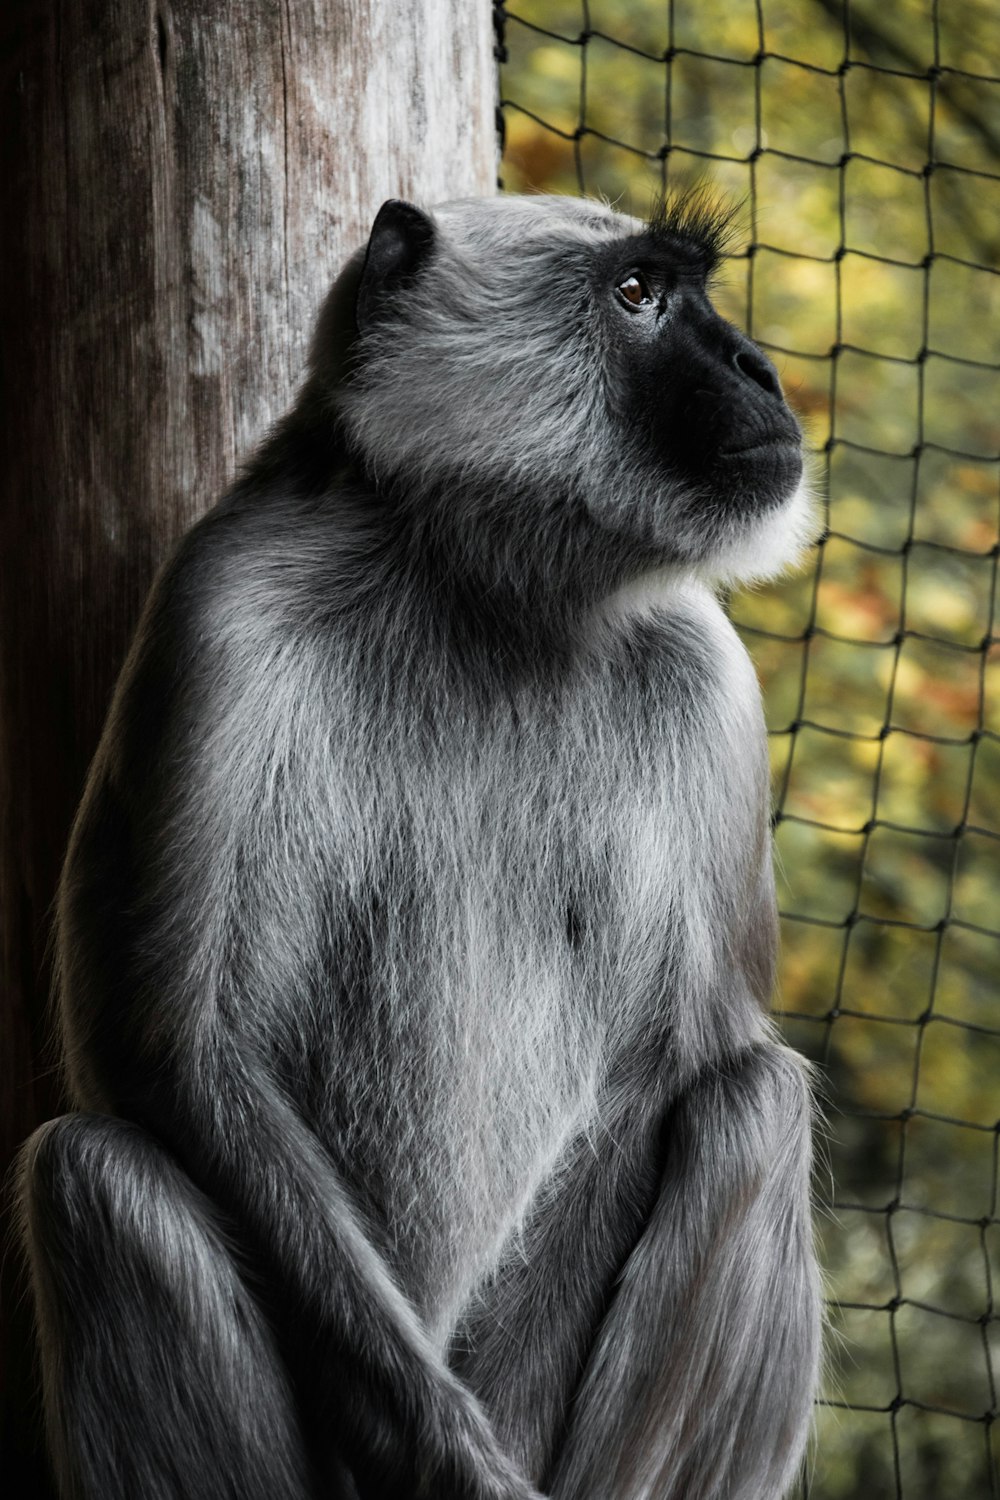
0,3,496,1487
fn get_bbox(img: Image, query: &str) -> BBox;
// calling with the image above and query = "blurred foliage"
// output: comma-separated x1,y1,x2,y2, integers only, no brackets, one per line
499,2,1000,1496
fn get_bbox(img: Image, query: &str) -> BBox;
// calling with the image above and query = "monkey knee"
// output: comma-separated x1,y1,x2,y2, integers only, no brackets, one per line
745,1042,813,1121
23,1112,154,1225
21,1117,316,1500
731,1043,815,1185
675,1044,813,1187
20,1113,117,1247
20,1112,210,1287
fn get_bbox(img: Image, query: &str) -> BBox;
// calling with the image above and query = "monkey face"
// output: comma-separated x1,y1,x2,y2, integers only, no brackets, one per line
334,194,817,588
596,237,804,534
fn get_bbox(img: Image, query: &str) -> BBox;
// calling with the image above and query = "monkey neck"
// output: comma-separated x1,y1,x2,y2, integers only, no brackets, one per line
379,484,664,660
244,405,692,672
247,391,352,496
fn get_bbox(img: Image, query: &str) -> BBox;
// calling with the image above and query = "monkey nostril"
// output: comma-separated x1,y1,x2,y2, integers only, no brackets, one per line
733,347,780,398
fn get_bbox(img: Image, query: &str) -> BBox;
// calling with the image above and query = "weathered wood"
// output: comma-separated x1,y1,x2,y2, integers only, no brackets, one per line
0,3,496,1487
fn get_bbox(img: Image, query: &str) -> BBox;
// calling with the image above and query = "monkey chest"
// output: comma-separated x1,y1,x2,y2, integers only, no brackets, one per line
398,610,768,1068
309,605,770,1324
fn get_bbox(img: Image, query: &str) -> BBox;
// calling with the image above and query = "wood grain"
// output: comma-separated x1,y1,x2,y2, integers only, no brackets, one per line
0,2,496,1487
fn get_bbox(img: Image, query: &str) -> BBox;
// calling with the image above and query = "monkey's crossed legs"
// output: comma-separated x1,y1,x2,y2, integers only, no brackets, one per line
22,1039,817,1500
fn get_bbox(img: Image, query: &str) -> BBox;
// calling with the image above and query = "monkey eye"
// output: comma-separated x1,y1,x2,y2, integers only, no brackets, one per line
616,272,653,309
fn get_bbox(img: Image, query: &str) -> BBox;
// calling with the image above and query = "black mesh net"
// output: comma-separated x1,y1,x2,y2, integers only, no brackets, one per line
496,3,1000,1495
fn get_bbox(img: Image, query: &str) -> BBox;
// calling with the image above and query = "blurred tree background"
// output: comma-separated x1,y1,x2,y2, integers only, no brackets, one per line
497,2,1000,1495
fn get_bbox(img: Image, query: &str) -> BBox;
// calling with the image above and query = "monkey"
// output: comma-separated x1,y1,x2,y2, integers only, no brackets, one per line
18,191,822,1500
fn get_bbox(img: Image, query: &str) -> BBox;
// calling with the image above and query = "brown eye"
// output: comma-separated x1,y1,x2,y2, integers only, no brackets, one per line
617,273,651,308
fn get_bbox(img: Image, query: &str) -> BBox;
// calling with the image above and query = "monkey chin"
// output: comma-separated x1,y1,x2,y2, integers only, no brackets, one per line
692,465,823,590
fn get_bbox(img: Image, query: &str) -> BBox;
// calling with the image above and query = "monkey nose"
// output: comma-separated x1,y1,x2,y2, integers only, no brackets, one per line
731,344,781,398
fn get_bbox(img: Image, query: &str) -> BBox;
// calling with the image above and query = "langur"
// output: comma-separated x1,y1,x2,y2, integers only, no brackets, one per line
20,192,821,1500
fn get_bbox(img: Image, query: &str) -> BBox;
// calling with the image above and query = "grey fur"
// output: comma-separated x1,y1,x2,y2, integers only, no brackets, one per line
18,192,821,1499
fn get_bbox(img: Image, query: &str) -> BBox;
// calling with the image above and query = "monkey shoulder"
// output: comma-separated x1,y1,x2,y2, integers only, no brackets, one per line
60,488,379,1106
581,575,776,1030
99,488,371,784
70,487,370,929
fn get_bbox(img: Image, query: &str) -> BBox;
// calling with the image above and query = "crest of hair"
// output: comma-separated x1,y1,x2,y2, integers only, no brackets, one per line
645,186,744,273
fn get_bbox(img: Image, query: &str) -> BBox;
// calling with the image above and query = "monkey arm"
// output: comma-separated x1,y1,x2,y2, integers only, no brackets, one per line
454,1038,818,1500
545,1040,821,1500
454,858,789,1492
171,1033,544,1500
450,1077,668,1485
53,553,542,1500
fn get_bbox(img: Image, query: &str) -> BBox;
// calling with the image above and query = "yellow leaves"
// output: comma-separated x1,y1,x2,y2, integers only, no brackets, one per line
840,256,926,361
502,112,576,196
916,1020,1000,1128
817,541,902,641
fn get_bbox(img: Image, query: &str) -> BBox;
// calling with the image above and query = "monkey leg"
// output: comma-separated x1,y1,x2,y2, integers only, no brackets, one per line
19,1112,322,1500
547,1043,821,1500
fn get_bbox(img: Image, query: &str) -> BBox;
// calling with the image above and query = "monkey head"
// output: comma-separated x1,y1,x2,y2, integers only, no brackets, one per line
326,193,817,590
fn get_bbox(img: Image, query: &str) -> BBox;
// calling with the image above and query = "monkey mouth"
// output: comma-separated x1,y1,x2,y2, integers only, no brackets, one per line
717,437,800,459
710,436,804,511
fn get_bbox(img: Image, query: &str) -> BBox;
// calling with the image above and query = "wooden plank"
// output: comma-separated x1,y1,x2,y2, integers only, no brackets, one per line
0,2,496,1486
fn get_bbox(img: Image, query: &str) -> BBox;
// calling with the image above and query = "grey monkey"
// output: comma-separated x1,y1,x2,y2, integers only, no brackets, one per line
19,192,822,1500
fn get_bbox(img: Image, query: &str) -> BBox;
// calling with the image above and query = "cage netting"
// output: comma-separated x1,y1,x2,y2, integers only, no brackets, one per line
495,2,1000,1495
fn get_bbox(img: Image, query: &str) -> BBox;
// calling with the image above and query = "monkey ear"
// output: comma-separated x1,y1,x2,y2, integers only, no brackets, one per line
356,200,436,332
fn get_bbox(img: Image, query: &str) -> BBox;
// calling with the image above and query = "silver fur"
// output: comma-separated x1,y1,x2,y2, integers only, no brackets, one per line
19,193,821,1500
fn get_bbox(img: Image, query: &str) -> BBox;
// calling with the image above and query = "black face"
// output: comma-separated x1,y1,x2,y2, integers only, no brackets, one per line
596,230,803,517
